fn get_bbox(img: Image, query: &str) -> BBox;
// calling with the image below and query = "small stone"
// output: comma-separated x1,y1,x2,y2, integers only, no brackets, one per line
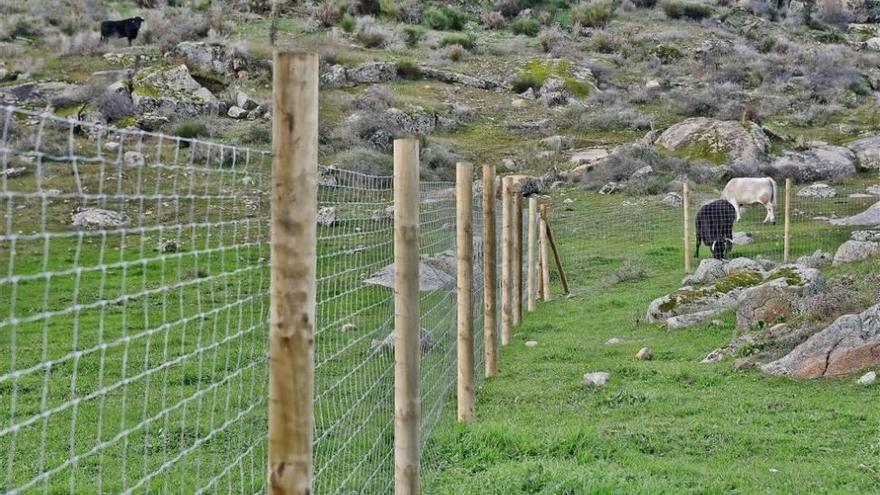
857,371,876,385
340,323,357,332
645,79,661,91
701,348,725,364
583,372,609,387
104,142,120,152
733,358,754,370
317,207,339,226
0,166,28,178
635,347,652,360
605,337,623,345
710,319,723,327
563,198,574,204
159,240,178,253
731,232,754,245
525,340,538,348
227,106,248,119
124,151,145,168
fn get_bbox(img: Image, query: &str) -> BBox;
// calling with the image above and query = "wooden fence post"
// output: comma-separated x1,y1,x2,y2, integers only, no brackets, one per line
393,137,420,494
513,191,523,325
539,205,551,302
683,183,692,273
784,178,792,263
501,177,513,346
527,196,537,312
269,51,318,495
482,165,498,377
456,162,474,422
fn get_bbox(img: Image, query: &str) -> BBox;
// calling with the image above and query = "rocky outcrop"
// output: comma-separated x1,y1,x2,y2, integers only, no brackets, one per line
655,118,769,175
647,263,822,328
797,183,836,198
762,145,856,182
833,230,880,265
364,250,481,292
846,135,880,170
830,201,880,226
131,65,219,118
418,67,506,90
735,265,825,329
0,81,78,106
371,328,437,354
320,62,506,90
71,207,129,230
761,303,880,378
168,41,270,80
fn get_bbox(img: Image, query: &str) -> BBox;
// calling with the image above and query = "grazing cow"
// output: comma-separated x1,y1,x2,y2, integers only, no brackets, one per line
100,17,145,46
695,199,737,260
721,177,777,224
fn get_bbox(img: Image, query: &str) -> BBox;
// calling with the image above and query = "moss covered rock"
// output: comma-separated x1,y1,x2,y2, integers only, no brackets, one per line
131,64,219,118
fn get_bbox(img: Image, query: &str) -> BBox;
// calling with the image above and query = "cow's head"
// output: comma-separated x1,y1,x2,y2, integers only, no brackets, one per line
711,238,733,260
132,16,144,27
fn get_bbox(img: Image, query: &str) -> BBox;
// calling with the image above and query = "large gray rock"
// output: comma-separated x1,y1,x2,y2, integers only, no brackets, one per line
131,65,219,118
682,258,726,286
370,328,437,354
724,257,765,275
796,249,833,269
830,201,880,226
735,265,824,330
762,145,856,182
418,67,504,90
846,135,880,171
346,62,396,85
797,183,836,198
655,118,770,175
666,309,723,330
168,41,268,79
72,208,129,230
0,81,78,106
833,240,880,265
762,303,880,378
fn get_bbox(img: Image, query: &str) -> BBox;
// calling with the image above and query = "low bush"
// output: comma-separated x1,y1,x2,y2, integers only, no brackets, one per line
173,119,210,140
355,16,389,48
563,102,653,132
142,7,211,51
316,1,345,27
481,10,507,29
571,0,615,28
340,13,356,32
402,25,423,46
661,0,713,20
395,58,422,79
580,145,689,194
422,5,469,30
439,33,475,49
237,121,271,145
353,85,395,111
446,44,466,61
632,0,658,7
511,18,541,36
333,147,393,175
93,90,135,123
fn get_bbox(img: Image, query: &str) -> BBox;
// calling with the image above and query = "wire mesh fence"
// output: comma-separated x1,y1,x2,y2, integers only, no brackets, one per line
0,106,271,494
545,181,880,298
1,105,493,494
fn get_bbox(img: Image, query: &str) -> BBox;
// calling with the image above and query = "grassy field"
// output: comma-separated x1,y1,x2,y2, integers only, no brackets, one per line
425,186,880,494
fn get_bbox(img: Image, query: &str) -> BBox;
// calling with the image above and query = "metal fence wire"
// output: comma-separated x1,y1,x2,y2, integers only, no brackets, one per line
1,105,490,494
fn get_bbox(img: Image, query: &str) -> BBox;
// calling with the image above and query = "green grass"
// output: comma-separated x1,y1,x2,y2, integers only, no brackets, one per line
424,187,880,493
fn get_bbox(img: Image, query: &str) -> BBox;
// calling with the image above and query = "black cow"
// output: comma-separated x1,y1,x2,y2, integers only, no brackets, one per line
695,199,736,260
100,17,145,46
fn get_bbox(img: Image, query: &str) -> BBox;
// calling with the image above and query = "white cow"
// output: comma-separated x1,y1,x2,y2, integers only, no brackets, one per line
721,177,778,224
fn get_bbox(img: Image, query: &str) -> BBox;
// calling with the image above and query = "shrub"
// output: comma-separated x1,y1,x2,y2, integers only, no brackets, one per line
571,1,615,28
142,7,210,51
396,58,422,79
237,121,271,145
511,72,544,93
45,31,103,55
816,0,854,28
580,145,689,194
661,0,713,19
93,90,135,123
440,33,475,49
422,5,469,30
511,18,540,36
340,13,356,32
591,31,618,52
446,44,466,61
631,0,658,7
481,10,507,29
333,147,393,175
355,16,389,48
379,0,420,22
173,119,210,140
564,102,652,132
402,25,423,46
352,0,381,15
420,142,461,180
353,85,395,110
316,1,344,27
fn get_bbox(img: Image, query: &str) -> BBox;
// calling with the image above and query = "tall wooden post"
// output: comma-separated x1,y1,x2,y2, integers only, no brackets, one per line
539,205,551,302
456,162,475,422
501,177,513,346
482,165,498,377
527,196,537,312
269,51,318,495
393,137,420,494
512,191,523,325
683,183,692,273
783,178,792,263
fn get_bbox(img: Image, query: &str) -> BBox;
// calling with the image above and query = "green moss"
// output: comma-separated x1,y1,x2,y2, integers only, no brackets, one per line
511,59,593,97
666,141,730,166
133,83,161,98
660,271,765,313
764,267,802,286
117,116,137,128
713,271,764,293
55,105,85,118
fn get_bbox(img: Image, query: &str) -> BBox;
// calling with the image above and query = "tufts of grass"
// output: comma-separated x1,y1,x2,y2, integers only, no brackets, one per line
511,59,593,97
571,0,616,28
510,18,541,37
661,0,713,20
422,5,469,31
439,32,476,50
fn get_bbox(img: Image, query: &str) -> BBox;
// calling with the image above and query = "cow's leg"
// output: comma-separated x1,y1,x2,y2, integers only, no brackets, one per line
695,234,701,258
733,202,742,222
764,201,775,224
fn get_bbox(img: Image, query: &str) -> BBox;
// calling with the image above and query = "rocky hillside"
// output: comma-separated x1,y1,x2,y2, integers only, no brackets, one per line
2,0,880,182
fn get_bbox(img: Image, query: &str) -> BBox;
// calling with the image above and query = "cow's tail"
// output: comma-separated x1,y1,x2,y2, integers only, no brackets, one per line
768,177,778,206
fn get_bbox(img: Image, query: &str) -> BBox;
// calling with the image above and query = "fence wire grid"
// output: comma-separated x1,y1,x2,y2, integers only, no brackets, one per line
1,105,492,494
